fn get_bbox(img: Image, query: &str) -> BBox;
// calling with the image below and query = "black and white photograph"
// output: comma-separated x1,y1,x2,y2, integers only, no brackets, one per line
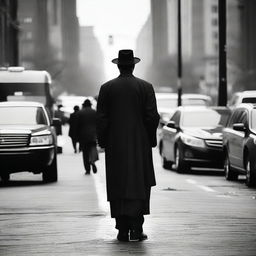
0,0,256,255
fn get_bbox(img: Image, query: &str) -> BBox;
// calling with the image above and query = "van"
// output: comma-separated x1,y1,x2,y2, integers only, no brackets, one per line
0,67,55,117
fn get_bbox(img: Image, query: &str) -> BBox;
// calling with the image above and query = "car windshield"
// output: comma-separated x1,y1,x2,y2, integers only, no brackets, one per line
181,109,230,128
252,109,256,130
156,98,177,109
0,106,47,125
0,83,47,104
157,98,209,109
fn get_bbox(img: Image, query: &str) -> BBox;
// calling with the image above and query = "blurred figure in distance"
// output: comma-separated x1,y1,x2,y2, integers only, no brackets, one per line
68,105,80,153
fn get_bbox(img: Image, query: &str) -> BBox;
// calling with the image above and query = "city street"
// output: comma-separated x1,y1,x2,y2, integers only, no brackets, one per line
0,127,256,256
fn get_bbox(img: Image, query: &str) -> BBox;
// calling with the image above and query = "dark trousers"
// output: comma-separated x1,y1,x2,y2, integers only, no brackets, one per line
71,138,78,152
81,142,97,173
115,215,144,232
82,147,91,173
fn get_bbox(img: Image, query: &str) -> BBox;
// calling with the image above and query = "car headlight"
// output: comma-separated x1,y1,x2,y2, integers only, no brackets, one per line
30,135,53,146
180,134,205,148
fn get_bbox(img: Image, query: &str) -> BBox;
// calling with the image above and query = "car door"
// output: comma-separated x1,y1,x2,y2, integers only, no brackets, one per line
162,111,181,161
228,109,246,167
235,110,248,169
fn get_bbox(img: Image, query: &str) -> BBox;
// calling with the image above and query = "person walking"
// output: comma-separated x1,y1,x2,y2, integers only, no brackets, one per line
68,105,80,153
96,49,159,242
77,99,98,174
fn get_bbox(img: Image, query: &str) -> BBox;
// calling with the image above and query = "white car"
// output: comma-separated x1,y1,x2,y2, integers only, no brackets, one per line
156,93,212,126
228,90,256,108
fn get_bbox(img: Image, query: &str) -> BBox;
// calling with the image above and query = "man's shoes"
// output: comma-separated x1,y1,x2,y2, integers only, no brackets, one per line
129,230,148,241
85,172,90,175
92,164,97,174
117,231,129,242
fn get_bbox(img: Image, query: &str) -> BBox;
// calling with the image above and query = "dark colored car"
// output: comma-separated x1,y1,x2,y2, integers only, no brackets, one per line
223,103,256,187
0,101,60,182
159,106,231,173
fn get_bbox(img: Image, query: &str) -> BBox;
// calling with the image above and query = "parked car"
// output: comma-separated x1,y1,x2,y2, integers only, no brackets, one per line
223,103,256,187
0,66,55,117
156,93,212,126
0,101,60,182
159,106,231,173
228,90,256,108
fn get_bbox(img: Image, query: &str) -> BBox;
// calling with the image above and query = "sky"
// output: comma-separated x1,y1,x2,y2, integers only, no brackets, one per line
76,0,150,79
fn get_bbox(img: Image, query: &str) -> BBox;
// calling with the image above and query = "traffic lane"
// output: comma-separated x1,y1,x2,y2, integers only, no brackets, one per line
144,150,256,255
0,153,107,256
153,148,256,200
90,149,256,255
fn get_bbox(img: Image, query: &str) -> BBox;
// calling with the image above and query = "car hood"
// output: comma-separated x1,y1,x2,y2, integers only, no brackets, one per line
182,126,224,140
0,124,49,134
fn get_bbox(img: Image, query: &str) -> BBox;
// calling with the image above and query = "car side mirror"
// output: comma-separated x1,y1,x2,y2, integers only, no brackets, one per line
166,121,178,129
233,123,246,132
52,118,62,135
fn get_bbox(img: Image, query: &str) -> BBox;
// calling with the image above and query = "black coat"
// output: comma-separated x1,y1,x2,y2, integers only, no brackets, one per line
68,111,79,139
77,107,97,145
97,74,159,201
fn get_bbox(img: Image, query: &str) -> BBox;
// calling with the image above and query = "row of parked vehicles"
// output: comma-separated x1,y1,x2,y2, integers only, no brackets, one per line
157,91,256,188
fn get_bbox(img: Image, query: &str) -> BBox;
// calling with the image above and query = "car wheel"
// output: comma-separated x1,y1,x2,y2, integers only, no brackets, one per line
245,158,256,187
174,145,189,173
0,173,10,182
43,155,58,183
224,153,238,181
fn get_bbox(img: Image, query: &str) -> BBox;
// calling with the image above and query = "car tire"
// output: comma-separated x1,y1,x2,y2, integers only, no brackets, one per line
43,155,58,183
245,157,256,187
174,145,189,173
224,153,238,181
0,173,10,182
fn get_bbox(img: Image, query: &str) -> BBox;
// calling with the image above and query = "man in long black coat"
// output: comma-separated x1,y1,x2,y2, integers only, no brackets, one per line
77,99,98,174
97,49,159,242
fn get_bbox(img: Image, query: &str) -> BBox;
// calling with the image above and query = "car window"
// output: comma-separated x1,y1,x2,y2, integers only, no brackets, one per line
241,97,256,104
0,106,48,125
181,109,229,127
170,111,181,124
227,109,243,127
237,110,248,126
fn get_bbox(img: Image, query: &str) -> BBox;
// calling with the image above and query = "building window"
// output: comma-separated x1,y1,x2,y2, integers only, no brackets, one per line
212,18,218,26
212,5,218,13
24,17,32,23
213,31,218,39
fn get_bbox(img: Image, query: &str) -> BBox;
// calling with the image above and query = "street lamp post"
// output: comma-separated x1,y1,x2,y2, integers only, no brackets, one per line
177,0,182,106
218,0,227,106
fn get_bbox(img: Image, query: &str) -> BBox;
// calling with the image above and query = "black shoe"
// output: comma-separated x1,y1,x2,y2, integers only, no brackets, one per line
85,172,90,175
117,231,129,242
129,230,148,241
92,164,97,174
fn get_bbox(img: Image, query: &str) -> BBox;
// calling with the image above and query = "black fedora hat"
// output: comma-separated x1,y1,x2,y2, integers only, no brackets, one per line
112,49,140,65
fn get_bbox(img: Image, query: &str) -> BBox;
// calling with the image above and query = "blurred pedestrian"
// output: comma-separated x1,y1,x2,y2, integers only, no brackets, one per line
77,99,98,174
97,49,159,242
54,104,65,124
68,105,80,153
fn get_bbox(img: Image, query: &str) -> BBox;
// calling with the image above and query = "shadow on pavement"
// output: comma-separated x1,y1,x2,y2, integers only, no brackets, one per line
0,180,47,188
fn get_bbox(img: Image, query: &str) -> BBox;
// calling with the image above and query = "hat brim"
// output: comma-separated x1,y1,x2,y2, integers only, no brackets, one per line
112,57,140,65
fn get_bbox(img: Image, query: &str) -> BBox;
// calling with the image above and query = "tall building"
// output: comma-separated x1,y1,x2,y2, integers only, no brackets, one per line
227,0,256,93
135,16,152,79
78,26,105,96
17,0,79,95
0,0,19,66
136,0,219,95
